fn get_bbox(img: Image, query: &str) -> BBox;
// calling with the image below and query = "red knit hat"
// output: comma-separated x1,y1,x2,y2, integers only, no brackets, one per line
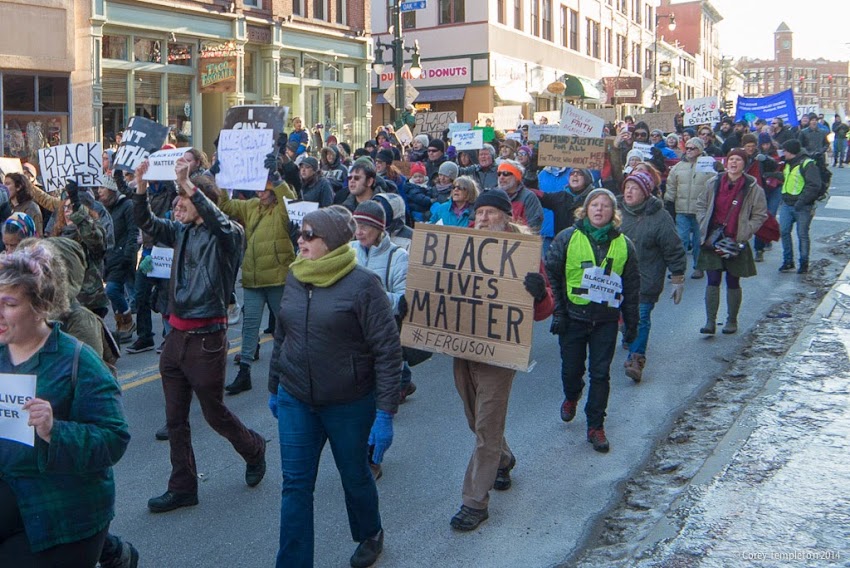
410,162,427,177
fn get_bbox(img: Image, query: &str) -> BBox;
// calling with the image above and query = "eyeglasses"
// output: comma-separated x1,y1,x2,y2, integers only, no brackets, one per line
634,132,649,139
427,149,440,153
496,171,514,177
347,175,363,181
516,151,528,157
299,229,321,242
451,184,466,190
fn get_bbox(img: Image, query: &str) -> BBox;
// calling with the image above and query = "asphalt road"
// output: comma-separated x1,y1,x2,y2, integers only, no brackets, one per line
109,166,850,568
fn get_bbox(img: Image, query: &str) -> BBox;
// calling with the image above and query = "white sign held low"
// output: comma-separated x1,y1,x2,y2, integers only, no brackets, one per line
0,373,37,446
144,148,191,181
149,247,174,279
285,200,320,228
216,129,274,191
695,156,719,174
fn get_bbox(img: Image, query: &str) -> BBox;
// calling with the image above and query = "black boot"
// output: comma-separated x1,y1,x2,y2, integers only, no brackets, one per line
225,364,252,395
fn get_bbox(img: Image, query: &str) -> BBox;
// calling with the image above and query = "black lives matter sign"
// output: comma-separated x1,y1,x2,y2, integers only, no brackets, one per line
113,116,170,174
38,143,104,193
400,224,541,371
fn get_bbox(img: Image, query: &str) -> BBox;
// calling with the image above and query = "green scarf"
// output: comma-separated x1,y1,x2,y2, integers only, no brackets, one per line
290,245,357,287
582,218,614,244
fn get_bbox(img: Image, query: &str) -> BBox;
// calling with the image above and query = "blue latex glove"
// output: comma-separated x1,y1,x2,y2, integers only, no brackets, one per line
268,393,278,419
138,255,153,274
368,410,394,464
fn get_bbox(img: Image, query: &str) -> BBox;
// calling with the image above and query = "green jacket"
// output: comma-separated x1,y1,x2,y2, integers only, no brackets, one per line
219,182,297,289
0,325,129,551
61,205,109,313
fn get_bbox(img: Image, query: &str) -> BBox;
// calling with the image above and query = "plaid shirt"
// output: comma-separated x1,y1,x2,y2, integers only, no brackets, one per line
0,325,129,552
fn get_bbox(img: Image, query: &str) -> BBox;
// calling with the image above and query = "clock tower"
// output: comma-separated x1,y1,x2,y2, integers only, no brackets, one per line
775,22,793,64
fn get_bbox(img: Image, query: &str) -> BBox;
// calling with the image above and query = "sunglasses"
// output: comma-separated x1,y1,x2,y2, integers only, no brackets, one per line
299,229,321,242
496,171,514,177
634,132,649,138
685,146,700,150
347,175,363,181
427,149,441,153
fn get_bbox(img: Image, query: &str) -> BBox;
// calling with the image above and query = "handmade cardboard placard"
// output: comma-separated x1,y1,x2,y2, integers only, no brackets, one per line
493,106,522,131
559,103,605,138
113,117,169,174
395,124,414,146
413,111,457,139
452,130,484,151
284,199,319,228
659,94,680,113
586,108,617,123
684,96,720,127
223,105,288,141
149,246,174,279
216,129,274,191
0,157,23,177
537,134,611,170
632,112,678,135
144,147,192,181
37,143,104,193
400,224,542,371
0,373,37,447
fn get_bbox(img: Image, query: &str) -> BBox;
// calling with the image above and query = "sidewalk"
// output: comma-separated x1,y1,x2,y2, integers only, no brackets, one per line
602,258,850,566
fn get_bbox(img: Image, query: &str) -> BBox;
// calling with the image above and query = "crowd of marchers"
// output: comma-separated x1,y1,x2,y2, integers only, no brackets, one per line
0,106,840,568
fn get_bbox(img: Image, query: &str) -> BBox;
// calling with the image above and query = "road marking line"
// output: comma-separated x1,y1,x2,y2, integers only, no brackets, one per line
813,216,850,223
120,336,274,391
824,196,850,210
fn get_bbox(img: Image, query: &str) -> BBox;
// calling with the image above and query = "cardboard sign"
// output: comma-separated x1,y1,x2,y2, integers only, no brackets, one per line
216,129,274,191
149,247,173,279
533,111,560,125
684,96,720,127
528,124,565,142
143,147,192,181
586,108,617,123
0,157,23,177
285,199,320,228
396,124,414,146
113,117,169,174
447,122,473,137
223,106,288,141
537,134,610,169
631,142,654,160
632,112,678,135
473,126,496,142
0,373,37,446
560,103,605,137
38,143,104,193
659,94,680,113
493,106,522,131
452,130,484,151
413,111,457,140
400,224,542,371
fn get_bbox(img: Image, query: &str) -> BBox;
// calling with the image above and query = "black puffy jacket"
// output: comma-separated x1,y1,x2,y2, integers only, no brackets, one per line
133,191,243,319
268,265,403,414
103,194,138,283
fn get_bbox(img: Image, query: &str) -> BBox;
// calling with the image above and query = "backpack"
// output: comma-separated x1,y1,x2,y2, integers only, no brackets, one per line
808,153,832,201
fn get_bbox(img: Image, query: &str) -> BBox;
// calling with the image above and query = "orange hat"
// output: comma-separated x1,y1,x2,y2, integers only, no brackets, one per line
497,160,523,181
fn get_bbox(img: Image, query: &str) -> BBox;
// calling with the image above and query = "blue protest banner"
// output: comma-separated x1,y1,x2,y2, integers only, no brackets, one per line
734,89,799,128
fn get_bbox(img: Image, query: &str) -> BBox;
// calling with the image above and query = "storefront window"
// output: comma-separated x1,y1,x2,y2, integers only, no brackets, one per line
280,57,297,77
3,115,68,159
342,90,357,145
102,70,127,147
306,87,320,128
167,43,193,67
103,35,129,60
134,71,161,121
244,52,256,93
1,74,70,160
3,75,35,112
323,64,339,82
342,66,357,84
280,87,295,112
304,61,320,80
134,38,162,63
38,77,69,113
168,75,193,137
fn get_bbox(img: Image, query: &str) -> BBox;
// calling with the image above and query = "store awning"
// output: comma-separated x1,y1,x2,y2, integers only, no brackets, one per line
494,86,534,104
376,87,466,104
563,75,602,100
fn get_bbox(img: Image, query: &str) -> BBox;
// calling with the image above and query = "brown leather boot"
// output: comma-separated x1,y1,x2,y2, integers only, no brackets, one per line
624,353,646,383
115,311,136,342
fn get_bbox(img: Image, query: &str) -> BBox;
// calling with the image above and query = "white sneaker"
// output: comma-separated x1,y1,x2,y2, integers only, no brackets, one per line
227,302,242,326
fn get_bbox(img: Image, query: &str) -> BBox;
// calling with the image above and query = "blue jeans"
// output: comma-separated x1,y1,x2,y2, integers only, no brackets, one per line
629,302,655,356
834,138,846,164
779,202,814,265
676,213,701,268
558,319,619,428
242,286,285,365
276,387,381,568
754,188,782,252
105,280,129,315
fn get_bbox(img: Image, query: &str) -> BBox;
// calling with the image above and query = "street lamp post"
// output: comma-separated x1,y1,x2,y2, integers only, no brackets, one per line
372,0,422,126
653,13,676,111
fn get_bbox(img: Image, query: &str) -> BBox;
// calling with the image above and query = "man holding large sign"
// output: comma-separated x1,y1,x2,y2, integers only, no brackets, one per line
401,189,553,531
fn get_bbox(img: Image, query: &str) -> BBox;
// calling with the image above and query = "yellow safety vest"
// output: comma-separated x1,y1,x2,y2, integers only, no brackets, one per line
566,230,628,306
782,159,813,196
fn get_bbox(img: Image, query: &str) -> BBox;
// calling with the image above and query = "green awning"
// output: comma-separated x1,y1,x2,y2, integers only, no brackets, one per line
563,75,602,100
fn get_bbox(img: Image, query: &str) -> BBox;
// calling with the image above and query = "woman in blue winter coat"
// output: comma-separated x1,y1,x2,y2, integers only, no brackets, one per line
429,176,479,227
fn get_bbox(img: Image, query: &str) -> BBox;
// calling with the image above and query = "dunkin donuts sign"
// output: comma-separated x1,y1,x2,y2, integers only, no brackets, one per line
378,58,472,88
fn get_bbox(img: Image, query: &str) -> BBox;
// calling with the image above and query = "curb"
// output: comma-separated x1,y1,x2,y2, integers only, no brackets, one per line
629,256,850,553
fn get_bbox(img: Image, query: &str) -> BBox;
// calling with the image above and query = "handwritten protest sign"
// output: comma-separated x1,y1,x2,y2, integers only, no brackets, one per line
695,156,723,173
493,106,522,131
528,124,565,142
506,132,524,142
113,117,169,174
684,96,720,127
632,112,678,135
413,111,457,139
285,199,319,228
447,123,473,137
149,247,174,279
143,147,191,181
400,224,542,371
537,134,611,169
560,103,605,137
452,130,484,151
38,143,104,193
395,124,413,146
0,157,23,177
0,373,37,446
631,142,654,160
223,105,288,141
796,104,818,120
533,111,560,125
216,129,274,191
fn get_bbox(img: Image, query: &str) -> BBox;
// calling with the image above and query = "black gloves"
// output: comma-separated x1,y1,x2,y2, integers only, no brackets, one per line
397,295,409,321
208,159,221,176
623,327,638,345
65,180,80,211
264,152,279,172
523,272,547,302
549,314,568,335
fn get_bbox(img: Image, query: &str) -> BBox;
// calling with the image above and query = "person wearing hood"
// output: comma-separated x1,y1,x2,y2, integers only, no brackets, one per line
298,156,334,207
407,135,429,163
374,193,413,250
618,172,687,383
458,144,499,191
533,168,597,244
320,145,348,197
623,148,645,176
3,172,43,236
98,174,139,342
777,139,820,275
375,148,407,195
430,160,458,206
429,175,478,228
425,139,448,184
664,137,716,279
404,162,433,222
